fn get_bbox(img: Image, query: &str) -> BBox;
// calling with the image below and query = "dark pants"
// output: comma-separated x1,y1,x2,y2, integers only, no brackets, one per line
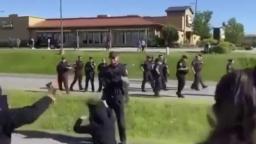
161,75,167,90
176,74,186,95
58,73,69,94
106,97,126,143
153,77,162,96
141,73,154,91
97,75,104,92
141,46,145,52
191,73,206,89
85,75,95,92
70,73,83,90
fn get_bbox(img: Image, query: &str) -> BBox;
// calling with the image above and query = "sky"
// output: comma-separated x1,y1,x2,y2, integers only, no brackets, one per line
0,0,255,34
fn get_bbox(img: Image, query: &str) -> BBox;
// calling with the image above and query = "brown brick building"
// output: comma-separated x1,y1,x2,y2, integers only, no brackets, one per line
0,6,200,48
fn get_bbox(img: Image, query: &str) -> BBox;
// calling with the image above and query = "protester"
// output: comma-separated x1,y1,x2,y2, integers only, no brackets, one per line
0,82,57,144
201,68,256,144
74,99,116,144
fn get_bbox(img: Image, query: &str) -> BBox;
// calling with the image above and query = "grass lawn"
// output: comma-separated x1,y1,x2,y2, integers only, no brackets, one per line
6,90,214,144
0,49,255,81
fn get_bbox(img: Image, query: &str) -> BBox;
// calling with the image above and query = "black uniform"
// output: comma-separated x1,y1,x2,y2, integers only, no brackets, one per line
141,61,154,91
161,63,168,90
74,101,116,144
226,63,234,74
152,62,162,96
191,59,207,90
70,60,84,91
102,63,127,143
85,61,96,92
176,59,188,97
56,61,70,94
0,96,53,144
97,62,108,92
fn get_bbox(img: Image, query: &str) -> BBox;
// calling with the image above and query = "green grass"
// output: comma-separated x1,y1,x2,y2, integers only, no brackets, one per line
0,49,255,81
6,90,213,144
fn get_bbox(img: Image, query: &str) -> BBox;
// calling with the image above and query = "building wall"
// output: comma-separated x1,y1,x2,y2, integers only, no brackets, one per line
30,27,156,47
0,15,30,42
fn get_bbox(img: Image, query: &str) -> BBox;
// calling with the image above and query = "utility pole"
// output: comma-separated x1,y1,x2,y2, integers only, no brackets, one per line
59,0,64,55
195,0,198,16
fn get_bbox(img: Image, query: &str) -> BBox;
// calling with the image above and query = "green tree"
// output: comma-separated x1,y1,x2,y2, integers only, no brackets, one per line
193,11,213,39
224,18,245,46
162,25,179,46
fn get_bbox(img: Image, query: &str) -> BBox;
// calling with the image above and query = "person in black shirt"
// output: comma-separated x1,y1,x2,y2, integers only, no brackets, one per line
226,59,235,74
0,82,57,144
152,58,162,96
162,58,169,90
70,56,84,91
176,55,189,98
191,54,207,91
97,58,107,92
141,56,154,92
84,57,96,92
56,57,72,94
74,99,116,144
102,52,128,144
200,68,256,144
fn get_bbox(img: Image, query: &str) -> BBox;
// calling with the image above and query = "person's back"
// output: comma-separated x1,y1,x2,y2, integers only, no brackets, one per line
75,60,84,74
103,63,125,96
74,100,116,144
201,68,256,144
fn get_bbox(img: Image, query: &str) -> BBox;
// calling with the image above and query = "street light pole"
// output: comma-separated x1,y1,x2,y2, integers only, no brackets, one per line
195,0,198,16
59,0,64,55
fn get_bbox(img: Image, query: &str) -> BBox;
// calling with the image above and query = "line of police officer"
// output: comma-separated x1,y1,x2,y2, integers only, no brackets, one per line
140,54,169,96
56,56,108,94
141,54,235,98
57,53,128,144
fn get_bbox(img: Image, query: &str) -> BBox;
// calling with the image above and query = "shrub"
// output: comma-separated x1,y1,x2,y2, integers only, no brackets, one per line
151,36,165,47
211,41,235,54
199,38,218,47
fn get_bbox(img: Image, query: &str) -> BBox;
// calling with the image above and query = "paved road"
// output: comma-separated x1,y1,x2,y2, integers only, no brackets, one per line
0,73,216,98
4,47,256,53
0,73,216,144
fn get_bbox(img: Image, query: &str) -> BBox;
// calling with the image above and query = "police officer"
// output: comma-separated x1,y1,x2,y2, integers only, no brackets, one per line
102,52,128,144
84,57,96,92
0,82,57,144
56,57,72,94
191,54,207,91
176,55,189,98
158,54,167,90
70,56,84,91
141,56,154,92
226,59,235,74
152,58,162,96
97,58,107,92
